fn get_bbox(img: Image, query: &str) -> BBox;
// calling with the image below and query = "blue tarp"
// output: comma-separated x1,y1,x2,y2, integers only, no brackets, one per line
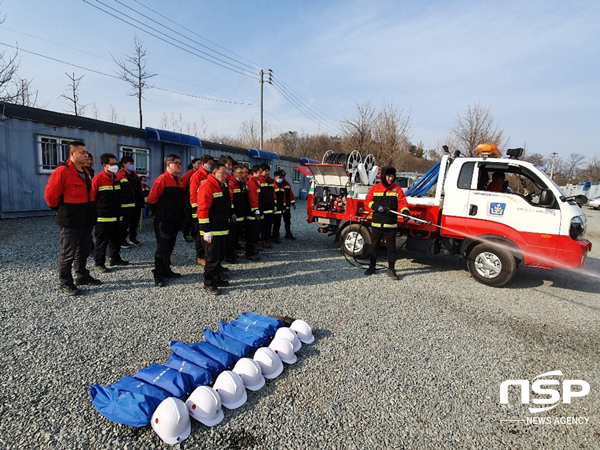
89,376,171,427
249,147,280,160
231,313,283,338
133,364,193,399
218,320,270,347
164,354,213,387
300,157,320,165
203,329,254,358
145,127,202,146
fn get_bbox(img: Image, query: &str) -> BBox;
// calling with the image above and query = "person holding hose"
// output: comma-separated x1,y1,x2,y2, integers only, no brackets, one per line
364,166,409,280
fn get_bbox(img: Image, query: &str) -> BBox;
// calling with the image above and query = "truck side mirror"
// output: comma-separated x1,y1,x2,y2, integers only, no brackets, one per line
574,194,588,206
538,189,555,206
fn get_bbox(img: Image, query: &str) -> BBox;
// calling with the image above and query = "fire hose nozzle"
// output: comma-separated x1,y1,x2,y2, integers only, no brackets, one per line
390,209,432,226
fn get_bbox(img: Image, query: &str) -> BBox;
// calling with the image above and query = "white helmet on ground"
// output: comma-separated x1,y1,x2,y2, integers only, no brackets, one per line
151,397,191,445
233,357,265,391
186,386,224,427
253,347,283,379
268,337,297,364
275,327,302,352
213,370,247,410
290,319,314,344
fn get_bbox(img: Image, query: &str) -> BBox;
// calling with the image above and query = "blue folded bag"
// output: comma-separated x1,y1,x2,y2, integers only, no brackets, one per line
203,328,254,358
239,312,285,328
231,315,281,338
164,353,212,387
170,340,224,377
218,320,270,347
189,341,236,369
89,376,170,427
133,364,193,399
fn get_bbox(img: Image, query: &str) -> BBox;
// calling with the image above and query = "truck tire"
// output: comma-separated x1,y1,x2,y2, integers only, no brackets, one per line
467,242,517,287
340,224,371,258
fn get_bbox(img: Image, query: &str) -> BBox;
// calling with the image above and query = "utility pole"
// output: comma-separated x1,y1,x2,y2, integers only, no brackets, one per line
550,152,558,179
260,69,272,150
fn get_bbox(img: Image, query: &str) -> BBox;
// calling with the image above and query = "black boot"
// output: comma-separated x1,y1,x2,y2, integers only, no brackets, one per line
152,269,166,287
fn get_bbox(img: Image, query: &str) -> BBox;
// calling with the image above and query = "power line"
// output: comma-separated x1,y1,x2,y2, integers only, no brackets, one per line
0,41,255,106
82,0,259,80
113,0,259,74
0,25,254,103
271,72,340,131
270,82,338,134
131,0,264,71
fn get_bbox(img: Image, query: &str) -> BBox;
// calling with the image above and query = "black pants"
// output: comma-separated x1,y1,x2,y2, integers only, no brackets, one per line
260,213,273,242
154,218,179,276
128,206,141,241
272,213,282,239
94,222,121,266
244,216,260,256
182,201,193,237
369,227,397,269
120,207,135,244
58,226,93,286
226,220,243,260
283,208,292,234
203,235,226,285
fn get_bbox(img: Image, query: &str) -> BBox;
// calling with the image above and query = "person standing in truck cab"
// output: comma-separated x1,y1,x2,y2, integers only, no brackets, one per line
364,166,409,280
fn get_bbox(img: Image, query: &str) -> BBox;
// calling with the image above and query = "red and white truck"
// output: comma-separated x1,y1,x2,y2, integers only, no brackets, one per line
302,145,591,287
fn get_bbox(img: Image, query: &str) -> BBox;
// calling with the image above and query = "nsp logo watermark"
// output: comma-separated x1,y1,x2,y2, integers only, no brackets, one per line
499,370,590,425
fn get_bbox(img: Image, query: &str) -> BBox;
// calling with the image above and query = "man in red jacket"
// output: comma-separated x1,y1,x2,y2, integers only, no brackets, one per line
364,166,409,280
197,163,231,295
181,157,201,242
44,140,99,295
147,154,185,287
189,154,214,266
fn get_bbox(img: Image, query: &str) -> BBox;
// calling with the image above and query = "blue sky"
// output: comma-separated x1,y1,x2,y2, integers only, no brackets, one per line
1,0,599,159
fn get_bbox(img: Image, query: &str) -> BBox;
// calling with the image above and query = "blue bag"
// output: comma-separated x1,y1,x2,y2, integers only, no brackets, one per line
231,315,281,338
170,340,224,377
89,376,170,427
218,320,270,347
239,312,284,328
189,341,236,369
203,329,254,358
164,353,212,387
133,364,193,399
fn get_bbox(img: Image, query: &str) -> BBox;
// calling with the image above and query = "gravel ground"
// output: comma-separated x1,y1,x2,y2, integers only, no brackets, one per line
0,202,599,449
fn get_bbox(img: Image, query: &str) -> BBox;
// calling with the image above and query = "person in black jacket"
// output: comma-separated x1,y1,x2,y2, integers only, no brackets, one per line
119,156,144,247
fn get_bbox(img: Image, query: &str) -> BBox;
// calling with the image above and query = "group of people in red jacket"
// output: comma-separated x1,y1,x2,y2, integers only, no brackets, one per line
44,141,296,296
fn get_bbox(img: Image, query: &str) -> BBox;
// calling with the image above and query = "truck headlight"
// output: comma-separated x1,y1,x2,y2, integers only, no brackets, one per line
569,215,586,240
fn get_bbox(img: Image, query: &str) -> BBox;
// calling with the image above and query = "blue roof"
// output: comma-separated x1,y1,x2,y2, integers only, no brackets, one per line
145,127,202,146
249,147,279,160
300,157,320,165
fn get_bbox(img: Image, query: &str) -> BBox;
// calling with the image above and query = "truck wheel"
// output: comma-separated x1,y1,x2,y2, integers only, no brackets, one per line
340,224,371,258
467,242,517,287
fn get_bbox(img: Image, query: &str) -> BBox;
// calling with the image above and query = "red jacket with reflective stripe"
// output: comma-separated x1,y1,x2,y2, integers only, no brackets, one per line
197,174,231,234
189,167,209,207
44,159,96,228
92,170,123,219
365,182,409,227
246,176,261,211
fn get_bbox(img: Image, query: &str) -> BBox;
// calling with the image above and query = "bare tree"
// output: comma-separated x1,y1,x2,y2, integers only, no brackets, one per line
371,102,411,166
0,7,20,102
61,72,87,116
113,35,156,128
238,119,261,148
560,152,587,184
340,101,376,154
11,77,39,106
522,152,550,173
109,104,119,123
448,102,507,156
581,154,600,181
89,102,99,120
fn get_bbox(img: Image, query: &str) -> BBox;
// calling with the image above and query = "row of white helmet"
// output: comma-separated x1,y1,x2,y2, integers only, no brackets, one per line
151,319,314,445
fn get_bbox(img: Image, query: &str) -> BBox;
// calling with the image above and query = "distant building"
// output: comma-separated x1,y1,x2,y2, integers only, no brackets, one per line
0,103,310,218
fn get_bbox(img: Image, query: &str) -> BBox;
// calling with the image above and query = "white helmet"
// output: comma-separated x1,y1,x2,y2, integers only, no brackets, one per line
213,370,247,410
186,386,224,427
275,327,302,352
290,319,314,344
233,357,265,391
268,337,297,365
253,347,283,379
151,397,191,445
